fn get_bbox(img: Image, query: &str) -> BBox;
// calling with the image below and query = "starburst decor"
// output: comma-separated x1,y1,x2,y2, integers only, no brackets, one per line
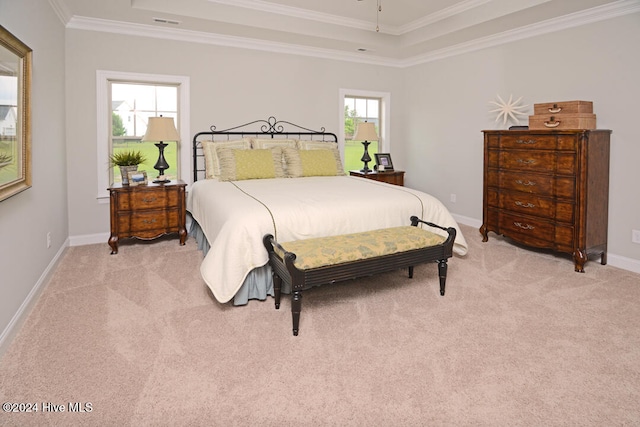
489,94,529,127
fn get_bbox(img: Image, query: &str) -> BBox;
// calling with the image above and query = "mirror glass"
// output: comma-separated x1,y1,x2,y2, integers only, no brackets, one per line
0,25,31,201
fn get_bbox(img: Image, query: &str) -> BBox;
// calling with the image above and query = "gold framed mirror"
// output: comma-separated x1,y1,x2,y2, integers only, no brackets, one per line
0,25,32,201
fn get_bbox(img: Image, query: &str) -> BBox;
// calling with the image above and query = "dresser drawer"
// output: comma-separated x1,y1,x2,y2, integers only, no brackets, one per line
487,170,575,199
487,189,574,223
497,211,574,251
490,150,576,174
117,209,180,233
116,189,180,211
486,134,578,151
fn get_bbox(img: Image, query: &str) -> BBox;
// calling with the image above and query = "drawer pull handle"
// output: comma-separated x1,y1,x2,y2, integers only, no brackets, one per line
544,116,561,128
514,222,535,230
516,139,536,145
515,201,535,208
548,104,562,113
515,179,536,186
142,218,157,225
517,158,536,165
142,197,157,203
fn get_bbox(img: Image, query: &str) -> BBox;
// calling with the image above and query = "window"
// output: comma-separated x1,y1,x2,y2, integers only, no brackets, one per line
96,71,190,199
339,89,390,173
110,83,178,184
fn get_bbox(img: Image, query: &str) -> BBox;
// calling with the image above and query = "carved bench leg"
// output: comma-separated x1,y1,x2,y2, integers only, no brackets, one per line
273,273,282,309
291,291,302,336
438,259,448,296
408,266,414,278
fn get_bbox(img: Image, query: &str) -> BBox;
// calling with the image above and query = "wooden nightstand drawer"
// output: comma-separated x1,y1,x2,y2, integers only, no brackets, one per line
117,209,179,232
349,170,405,186
108,180,187,254
116,189,180,210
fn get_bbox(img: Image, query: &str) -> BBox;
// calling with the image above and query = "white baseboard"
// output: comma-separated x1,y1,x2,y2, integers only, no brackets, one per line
452,213,482,230
0,238,70,358
607,253,640,274
453,214,640,274
68,232,110,247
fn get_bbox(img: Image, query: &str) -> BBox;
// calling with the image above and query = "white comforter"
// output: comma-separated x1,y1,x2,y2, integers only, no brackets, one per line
188,176,468,303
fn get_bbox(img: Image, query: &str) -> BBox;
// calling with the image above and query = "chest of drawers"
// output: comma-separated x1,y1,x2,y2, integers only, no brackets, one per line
108,180,187,254
480,130,611,272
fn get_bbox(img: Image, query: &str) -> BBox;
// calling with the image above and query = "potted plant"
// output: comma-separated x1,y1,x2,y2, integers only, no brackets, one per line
110,150,147,185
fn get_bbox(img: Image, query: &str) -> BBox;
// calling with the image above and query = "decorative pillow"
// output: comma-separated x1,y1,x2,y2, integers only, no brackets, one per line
201,139,251,179
251,138,297,149
283,148,340,178
250,139,297,175
217,147,285,181
296,140,346,176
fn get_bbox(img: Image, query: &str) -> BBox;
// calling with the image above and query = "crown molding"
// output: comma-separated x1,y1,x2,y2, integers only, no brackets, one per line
399,0,640,67
398,0,493,34
207,0,496,36
47,0,72,26
66,0,640,69
66,16,401,67
206,0,387,33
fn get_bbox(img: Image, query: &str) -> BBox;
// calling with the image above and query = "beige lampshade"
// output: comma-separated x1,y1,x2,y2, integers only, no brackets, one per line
353,121,379,141
142,117,180,142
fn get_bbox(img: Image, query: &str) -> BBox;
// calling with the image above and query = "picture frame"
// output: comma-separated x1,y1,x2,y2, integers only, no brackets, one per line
374,153,394,171
0,25,32,202
127,170,148,186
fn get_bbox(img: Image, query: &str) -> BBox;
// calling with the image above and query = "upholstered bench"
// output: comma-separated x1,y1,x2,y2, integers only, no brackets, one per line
263,216,456,336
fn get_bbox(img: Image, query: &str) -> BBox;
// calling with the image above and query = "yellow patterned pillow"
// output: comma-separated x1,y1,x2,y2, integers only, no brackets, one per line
217,147,285,181
283,148,339,177
297,140,346,176
201,139,251,179
250,139,296,175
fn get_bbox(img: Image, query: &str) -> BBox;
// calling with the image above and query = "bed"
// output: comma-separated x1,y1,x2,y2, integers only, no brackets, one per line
187,117,468,305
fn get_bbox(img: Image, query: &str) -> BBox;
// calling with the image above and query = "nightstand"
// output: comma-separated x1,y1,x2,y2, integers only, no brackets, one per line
349,170,405,186
108,179,187,254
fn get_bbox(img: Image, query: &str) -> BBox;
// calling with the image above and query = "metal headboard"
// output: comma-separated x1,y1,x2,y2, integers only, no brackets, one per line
192,116,338,182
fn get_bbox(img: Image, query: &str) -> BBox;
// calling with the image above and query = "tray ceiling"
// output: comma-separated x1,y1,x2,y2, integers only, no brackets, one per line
50,0,640,66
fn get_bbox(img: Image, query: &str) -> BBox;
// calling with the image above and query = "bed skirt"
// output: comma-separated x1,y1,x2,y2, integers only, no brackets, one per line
190,219,276,305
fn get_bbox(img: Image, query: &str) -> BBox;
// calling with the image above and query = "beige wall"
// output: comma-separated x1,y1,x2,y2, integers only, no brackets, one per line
0,0,68,351
399,12,640,264
64,30,405,237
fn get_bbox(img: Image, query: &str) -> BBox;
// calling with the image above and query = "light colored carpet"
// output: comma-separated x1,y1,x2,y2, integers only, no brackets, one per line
1,225,639,426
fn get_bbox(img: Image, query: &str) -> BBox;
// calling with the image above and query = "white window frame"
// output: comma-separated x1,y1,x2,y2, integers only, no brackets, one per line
338,88,391,163
96,70,190,200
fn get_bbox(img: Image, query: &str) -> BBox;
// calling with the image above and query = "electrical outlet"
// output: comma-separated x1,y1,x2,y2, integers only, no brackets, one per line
47,232,51,248
632,229,640,244
450,193,457,203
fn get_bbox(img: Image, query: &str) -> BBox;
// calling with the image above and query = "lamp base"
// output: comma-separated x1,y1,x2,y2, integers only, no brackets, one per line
360,140,372,173
153,175,170,184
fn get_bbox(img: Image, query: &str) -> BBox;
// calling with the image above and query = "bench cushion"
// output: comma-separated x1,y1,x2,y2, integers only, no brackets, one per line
279,226,446,270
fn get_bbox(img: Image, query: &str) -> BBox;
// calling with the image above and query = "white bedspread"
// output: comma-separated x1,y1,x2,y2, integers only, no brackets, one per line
188,176,468,303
